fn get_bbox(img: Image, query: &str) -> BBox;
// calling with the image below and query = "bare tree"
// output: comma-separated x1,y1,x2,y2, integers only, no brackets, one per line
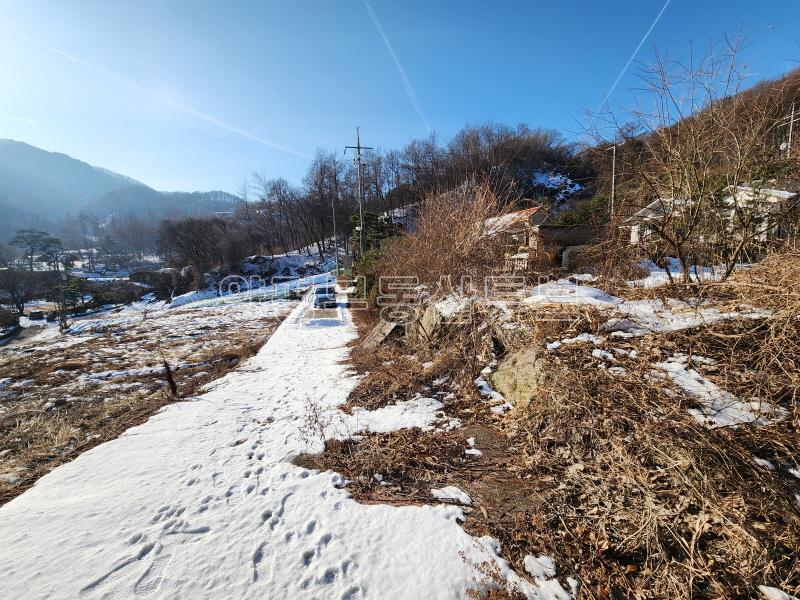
0,269,54,315
157,218,229,290
592,39,800,281
10,229,61,271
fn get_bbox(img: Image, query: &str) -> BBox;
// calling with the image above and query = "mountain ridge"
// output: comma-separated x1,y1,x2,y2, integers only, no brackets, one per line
0,139,241,238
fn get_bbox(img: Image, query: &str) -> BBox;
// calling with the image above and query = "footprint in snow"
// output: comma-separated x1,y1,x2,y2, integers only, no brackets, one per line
341,585,364,600
79,528,209,599
150,505,186,524
252,542,268,582
224,485,241,506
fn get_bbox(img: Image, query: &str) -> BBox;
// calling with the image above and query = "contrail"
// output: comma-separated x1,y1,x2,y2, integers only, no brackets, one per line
5,116,40,123
599,0,672,109
363,0,431,133
13,33,311,159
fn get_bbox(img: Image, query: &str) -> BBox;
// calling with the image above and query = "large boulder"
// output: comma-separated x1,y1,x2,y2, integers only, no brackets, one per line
406,295,471,345
490,345,544,411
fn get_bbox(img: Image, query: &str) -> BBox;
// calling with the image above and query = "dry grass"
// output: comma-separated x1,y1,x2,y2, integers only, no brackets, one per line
373,180,510,287
0,309,287,505
311,248,800,598
691,249,800,420
296,428,469,502
507,345,799,598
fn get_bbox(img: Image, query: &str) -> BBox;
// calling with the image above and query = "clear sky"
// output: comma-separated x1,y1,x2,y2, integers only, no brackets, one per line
0,0,798,193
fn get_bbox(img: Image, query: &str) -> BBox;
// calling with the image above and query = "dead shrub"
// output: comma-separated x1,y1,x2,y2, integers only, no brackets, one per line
567,239,651,290
296,428,468,500
373,180,511,287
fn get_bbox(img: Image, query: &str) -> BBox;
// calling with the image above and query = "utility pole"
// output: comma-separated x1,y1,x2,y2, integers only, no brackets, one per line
345,127,373,258
609,144,617,217
779,102,798,159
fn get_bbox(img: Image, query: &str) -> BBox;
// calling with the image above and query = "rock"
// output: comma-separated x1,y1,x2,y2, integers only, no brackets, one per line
406,295,471,345
489,345,544,411
44,397,69,411
406,303,443,344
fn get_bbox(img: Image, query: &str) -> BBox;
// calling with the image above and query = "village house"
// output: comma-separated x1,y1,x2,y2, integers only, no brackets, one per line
484,206,603,270
623,198,686,246
623,181,800,248
721,182,800,242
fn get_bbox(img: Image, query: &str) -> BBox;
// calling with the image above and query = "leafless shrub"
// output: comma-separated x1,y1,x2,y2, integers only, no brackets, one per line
374,180,511,287
565,239,651,289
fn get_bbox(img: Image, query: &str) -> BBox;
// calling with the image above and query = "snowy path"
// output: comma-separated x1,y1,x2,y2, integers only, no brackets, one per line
0,297,528,599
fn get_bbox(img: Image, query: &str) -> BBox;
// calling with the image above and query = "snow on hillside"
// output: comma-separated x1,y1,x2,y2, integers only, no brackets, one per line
0,294,562,599
241,251,334,279
521,278,780,430
531,171,582,202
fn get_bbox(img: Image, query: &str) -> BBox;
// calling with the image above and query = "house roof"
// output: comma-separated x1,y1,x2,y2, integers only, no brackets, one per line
626,198,686,223
727,185,798,201
483,206,544,236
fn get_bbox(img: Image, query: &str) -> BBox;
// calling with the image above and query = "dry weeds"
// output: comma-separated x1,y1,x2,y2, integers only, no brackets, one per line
309,249,800,598
0,302,289,504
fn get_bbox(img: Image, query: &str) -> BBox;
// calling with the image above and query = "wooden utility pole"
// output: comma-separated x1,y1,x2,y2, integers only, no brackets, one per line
345,127,373,258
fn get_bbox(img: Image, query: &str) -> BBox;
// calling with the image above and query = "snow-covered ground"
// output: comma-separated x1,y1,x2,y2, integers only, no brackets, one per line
628,258,725,288
0,294,558,599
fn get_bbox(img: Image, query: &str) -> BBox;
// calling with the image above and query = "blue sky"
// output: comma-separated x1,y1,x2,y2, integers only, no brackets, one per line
0,0,798,193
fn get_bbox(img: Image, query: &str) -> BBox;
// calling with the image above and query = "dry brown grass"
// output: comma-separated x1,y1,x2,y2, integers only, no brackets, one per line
0,314,286,505
311,248,800,598
507,344,799,598
373,180,510,287
296,428,469,502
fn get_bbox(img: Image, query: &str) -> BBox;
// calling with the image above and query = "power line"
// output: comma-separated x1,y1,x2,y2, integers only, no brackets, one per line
344,127,373,257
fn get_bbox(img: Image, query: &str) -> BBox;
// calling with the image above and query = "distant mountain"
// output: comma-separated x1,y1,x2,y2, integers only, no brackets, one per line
0,139,240,238
81,186,240,220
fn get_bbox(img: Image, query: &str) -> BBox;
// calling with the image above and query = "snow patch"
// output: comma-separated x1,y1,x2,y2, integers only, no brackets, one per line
758,586,799,600
431,485,472,505
524,554,557,580
656,354,787,428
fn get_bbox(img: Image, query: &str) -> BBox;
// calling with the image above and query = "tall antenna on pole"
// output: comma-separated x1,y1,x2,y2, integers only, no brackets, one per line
345,127,373,258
